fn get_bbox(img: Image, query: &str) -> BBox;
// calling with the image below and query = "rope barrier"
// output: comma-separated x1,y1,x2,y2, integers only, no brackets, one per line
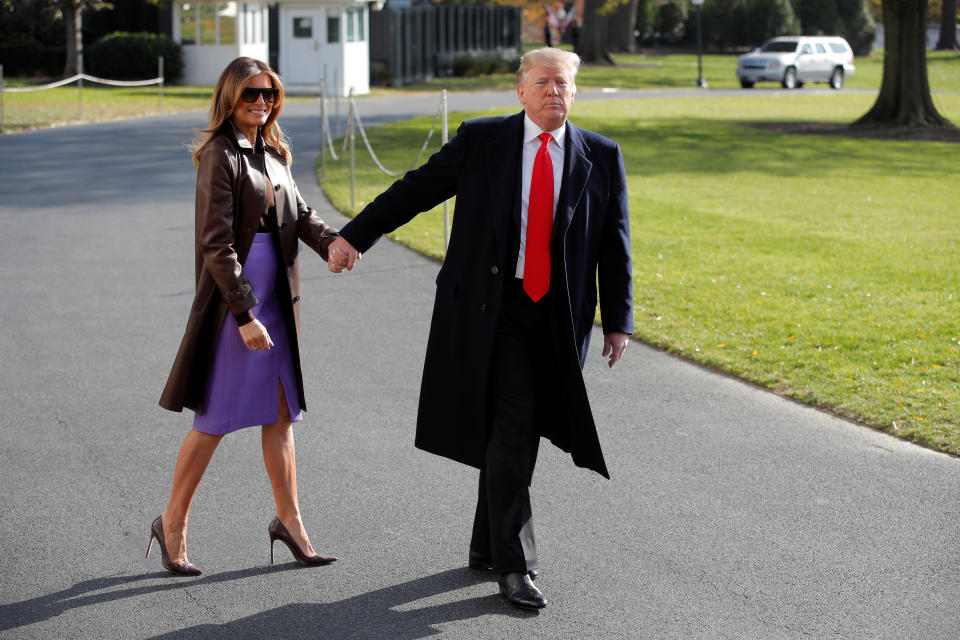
79,74,163,87
3,74,83,92
2,73,162,93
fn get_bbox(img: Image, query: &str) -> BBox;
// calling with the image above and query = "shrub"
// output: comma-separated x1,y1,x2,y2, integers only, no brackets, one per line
635,0,656,45
656,2,688,45
452,51,518,78
0,37,64,77
86,32,183,83
696,0,799,50
791,0,876,56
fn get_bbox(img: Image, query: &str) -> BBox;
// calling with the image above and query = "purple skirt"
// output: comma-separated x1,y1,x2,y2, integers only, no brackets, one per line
193,233,303,435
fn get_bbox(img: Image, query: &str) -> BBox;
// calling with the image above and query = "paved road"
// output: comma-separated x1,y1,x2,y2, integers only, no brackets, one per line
1,90,958,640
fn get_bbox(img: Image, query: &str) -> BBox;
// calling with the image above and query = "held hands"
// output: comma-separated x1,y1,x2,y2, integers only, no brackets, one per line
602,332,629,368
240,318,274,351
327,237,361,273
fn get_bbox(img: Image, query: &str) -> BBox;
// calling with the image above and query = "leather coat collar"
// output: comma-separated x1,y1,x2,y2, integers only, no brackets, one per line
227,120,265,154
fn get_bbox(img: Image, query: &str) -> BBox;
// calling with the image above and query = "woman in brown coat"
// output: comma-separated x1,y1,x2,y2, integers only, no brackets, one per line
151,57,341,575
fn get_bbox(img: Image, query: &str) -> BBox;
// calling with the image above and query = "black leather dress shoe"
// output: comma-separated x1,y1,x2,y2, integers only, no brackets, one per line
498,572,546,610
468,550,538,580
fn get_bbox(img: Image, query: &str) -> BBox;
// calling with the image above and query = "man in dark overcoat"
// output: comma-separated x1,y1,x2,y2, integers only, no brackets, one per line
327,47,633,610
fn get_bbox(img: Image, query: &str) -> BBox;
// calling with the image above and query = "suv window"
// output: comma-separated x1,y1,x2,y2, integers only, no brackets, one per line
801,44,813,54
762,41,798,52
816,43,826,53
829,42,848,53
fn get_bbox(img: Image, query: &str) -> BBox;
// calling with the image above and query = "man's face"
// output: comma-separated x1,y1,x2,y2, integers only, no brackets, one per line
517,65,575,132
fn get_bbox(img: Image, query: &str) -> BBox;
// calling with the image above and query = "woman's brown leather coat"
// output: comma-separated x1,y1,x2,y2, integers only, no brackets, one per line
160,123,337,414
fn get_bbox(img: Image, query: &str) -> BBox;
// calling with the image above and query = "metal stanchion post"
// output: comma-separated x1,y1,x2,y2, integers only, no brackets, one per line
319,79,326,180
692,0,707,88
441,89,449,249
158,57,164,109
1,64,5,134
334,68,340,139
348,88,355,210
78,53,84,120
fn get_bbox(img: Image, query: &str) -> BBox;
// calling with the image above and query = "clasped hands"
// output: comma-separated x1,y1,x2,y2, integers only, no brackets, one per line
327,237,361,273
324,235,629,368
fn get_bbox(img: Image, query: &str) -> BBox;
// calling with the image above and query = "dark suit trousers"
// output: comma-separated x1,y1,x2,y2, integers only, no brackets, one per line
470,277,555,574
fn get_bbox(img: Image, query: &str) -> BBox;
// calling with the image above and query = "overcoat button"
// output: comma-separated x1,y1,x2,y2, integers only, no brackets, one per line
280,222,288,229
490,266,499,275
274,184,281,191
480,303,487,312
292,296,301,303
288,259,295,266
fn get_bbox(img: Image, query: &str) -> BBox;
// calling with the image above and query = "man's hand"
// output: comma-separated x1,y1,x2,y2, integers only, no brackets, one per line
327,237,361,273
602,332,629,368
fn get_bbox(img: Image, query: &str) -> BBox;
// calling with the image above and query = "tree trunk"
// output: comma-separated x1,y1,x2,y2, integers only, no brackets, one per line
607,0,640,53
577,0,616,65
855,0,954,128
62,0,83,77
935,0,959,49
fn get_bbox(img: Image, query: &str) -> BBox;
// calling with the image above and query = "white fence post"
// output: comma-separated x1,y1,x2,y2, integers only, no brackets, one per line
348,87,356,211
0,64,5,134
77,52,84,120
158,57,164,109
319,78,326,180
441,89,449,250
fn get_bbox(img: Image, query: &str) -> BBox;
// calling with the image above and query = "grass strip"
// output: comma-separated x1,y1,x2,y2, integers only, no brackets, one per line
5,52,958,132
318,92,960,455
379,51,960,93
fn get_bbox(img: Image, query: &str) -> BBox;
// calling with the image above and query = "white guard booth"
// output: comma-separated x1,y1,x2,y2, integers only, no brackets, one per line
173,1,270,86
277,0,370,96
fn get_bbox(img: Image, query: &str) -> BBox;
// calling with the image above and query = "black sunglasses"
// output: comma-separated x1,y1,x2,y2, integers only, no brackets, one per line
240,87,279,103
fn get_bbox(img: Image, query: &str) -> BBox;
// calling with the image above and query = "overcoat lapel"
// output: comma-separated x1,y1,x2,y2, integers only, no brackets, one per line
485,114,524,258
559,122,592,237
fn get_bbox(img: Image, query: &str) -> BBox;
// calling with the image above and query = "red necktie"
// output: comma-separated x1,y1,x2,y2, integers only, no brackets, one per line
524,132,553,302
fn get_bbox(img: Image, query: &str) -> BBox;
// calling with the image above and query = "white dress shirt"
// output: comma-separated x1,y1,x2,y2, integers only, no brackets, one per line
515,114,565,279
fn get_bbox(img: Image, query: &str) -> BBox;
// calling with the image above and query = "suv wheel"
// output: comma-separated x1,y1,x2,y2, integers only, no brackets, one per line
829,67,844,89
740,79,754,89
781,67,798,90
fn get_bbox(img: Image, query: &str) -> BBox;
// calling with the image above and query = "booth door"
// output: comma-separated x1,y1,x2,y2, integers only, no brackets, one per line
283,8,323,84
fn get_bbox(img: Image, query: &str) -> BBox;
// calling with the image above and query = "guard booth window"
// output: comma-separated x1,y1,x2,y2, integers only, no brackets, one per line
180,3,197,44
346,8,365,42
294,17,312,38
328,14,341,43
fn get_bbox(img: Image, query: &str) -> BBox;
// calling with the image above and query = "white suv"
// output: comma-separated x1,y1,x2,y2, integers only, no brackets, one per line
736,36,855,89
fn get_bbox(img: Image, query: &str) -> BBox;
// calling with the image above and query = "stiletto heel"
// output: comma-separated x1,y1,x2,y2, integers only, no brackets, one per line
147,515,203,576
268,517,336,566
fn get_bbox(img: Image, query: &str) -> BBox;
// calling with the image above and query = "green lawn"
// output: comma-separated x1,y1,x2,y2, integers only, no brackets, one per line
4,51,958,131
0,83,311,132
0,84,212,132
377,51,960,93
318,92,960,455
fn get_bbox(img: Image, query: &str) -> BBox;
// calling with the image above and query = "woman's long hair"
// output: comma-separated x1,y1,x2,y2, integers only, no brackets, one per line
191,57,291,166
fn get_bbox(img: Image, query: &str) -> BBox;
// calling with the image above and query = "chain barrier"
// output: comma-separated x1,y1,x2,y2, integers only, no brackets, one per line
350,96,443,178
320,90,445,178
317,86,452,248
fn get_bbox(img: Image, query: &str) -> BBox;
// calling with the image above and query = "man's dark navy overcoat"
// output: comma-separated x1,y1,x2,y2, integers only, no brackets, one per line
340,111,633,478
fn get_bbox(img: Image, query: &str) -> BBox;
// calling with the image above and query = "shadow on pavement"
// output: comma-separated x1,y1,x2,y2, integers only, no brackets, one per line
146,568,537,639
0,565,286,633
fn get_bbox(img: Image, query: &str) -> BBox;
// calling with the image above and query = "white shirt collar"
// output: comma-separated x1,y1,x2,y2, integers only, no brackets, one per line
523,114,566,148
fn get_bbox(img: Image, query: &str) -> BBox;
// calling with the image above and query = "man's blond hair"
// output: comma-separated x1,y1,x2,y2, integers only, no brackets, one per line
516,48,581,90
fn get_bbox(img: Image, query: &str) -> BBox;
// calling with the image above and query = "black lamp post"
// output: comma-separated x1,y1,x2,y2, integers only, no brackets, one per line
692,0,707,88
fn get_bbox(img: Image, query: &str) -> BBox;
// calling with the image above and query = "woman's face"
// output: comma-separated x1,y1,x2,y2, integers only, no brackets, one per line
232,72,275,136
